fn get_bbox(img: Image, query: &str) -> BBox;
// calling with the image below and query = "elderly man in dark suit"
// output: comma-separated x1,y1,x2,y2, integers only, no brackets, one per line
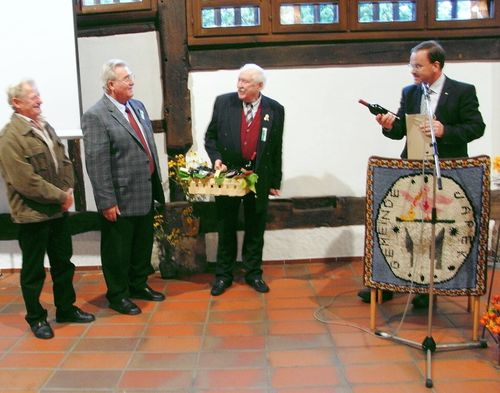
82,59,165,315
205,63,285,296
358,40,485,307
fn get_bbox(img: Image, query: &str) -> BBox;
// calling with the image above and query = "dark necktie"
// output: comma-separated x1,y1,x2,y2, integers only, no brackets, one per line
125,107,154,174
245,103,254,125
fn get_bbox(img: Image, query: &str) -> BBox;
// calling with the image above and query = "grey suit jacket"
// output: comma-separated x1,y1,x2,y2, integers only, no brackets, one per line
82,95,164,216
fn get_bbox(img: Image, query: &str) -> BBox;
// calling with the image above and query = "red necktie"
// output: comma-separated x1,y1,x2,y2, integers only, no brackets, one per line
125,107,155,174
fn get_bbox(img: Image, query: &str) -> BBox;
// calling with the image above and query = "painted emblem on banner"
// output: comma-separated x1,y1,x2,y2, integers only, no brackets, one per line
375,174,475,284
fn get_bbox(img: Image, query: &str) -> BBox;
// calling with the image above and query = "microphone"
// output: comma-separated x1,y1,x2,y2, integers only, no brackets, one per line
358,99,400,120
421,82,430,98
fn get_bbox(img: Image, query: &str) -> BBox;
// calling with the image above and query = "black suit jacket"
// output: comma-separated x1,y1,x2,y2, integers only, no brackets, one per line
205,92,285,208
383,76,485,158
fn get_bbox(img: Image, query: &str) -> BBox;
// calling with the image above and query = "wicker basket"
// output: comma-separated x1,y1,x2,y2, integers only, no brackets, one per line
188,178,249,196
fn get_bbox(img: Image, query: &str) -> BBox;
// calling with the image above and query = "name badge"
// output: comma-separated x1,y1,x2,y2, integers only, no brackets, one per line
261,127,267,142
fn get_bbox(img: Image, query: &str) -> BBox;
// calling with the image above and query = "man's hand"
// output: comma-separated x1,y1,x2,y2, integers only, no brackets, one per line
420,119,444,138
61,188,74,212
269,188,281,197
376,113,397,130
103,205,121,222
214,159,227,172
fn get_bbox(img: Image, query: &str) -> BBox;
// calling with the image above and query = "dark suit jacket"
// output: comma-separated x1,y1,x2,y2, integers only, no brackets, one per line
205,92,285,209
383,76,485,158
82,95,164,216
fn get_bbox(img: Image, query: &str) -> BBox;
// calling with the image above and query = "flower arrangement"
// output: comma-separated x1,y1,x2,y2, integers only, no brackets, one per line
154,151,259,278
480,294,500,335
492,156,500,189
153,203,199,279
493,156,500,173
168,151,258,197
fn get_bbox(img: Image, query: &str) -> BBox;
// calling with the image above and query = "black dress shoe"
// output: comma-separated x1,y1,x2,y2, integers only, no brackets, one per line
109,298,141,315
30,320,54,339
56,307,95,323
357,288,393,303
130,285,165,302
211,279,231,296
246,278,270,293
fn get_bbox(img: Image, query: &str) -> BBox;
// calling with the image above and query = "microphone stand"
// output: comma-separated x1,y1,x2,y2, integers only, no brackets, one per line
375,83,486,388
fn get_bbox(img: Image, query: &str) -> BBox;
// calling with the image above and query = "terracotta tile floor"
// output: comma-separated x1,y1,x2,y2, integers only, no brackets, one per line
0,260,499,393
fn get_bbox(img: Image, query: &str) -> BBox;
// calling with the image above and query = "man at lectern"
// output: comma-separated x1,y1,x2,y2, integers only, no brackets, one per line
358,40,485,307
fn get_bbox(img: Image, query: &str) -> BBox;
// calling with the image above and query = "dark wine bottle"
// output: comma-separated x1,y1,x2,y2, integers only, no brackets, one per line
358,99,400,120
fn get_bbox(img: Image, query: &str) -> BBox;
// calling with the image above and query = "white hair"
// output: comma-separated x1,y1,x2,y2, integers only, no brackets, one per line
6,79,36,109
101,59,131,92
239,63,266,85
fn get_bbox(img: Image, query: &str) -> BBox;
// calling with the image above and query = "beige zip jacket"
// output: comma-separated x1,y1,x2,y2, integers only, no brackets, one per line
0,114,74,223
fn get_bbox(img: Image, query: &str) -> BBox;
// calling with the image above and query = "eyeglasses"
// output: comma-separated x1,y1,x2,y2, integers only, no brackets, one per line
407,63,424,71
115,74,135,84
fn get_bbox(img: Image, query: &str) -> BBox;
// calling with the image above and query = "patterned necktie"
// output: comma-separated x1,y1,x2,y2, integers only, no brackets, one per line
125,107,154,174
421,88,436,115
245,103,254,125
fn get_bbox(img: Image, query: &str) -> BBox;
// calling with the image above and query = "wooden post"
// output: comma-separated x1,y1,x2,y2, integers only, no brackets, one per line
370,288,377,330
157,0,193,153
67,139,86,211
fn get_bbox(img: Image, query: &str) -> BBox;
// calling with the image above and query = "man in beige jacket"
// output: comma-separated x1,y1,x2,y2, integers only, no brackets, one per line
0,80,94,339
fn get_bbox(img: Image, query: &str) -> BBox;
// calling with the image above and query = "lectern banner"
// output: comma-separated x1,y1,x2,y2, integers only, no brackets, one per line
363,156,490,296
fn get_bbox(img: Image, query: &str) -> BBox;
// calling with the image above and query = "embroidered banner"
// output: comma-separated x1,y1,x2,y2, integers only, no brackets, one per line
363,156,490,296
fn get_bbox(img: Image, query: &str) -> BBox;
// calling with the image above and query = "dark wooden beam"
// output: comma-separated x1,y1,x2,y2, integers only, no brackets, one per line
158,0,192,152
189,37,500,71
0,196,366,241
67,139,86,211
77,22,156,37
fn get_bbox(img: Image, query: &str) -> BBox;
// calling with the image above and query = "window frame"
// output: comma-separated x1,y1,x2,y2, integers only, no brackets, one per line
189,0,270,37
349,0,425,31
187,1,500,46
271,0,348,34
427,0,499,29
78,0,156,14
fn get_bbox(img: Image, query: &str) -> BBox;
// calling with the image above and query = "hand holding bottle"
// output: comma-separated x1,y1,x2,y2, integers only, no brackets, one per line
358,99,400,119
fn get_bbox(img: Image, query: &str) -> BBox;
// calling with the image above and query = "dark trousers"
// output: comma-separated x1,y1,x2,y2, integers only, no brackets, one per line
18,214,76,326
100,209,155,304
214,193,268,282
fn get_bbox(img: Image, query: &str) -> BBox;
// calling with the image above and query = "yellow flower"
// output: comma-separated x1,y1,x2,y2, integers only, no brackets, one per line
493,156,500,173
481,294,500,335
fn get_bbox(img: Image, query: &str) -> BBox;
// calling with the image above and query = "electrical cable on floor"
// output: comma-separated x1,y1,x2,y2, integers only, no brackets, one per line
314,164,433,339
312,289,378,336
312,287,418,339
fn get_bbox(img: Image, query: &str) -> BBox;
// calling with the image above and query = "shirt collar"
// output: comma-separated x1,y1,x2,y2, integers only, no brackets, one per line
105,93,128,116
242,94,262,109
429,73,446,96
15,113,44,126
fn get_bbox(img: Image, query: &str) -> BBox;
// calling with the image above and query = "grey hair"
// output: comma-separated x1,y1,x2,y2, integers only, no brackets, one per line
6,79,36,109
239,63,266,85
101,59,130,92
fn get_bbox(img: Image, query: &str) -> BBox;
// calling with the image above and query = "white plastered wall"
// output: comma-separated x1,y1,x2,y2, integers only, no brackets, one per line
0,31,497,269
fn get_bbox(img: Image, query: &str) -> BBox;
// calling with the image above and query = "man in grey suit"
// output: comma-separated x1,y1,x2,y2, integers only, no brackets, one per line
82,59,165,315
